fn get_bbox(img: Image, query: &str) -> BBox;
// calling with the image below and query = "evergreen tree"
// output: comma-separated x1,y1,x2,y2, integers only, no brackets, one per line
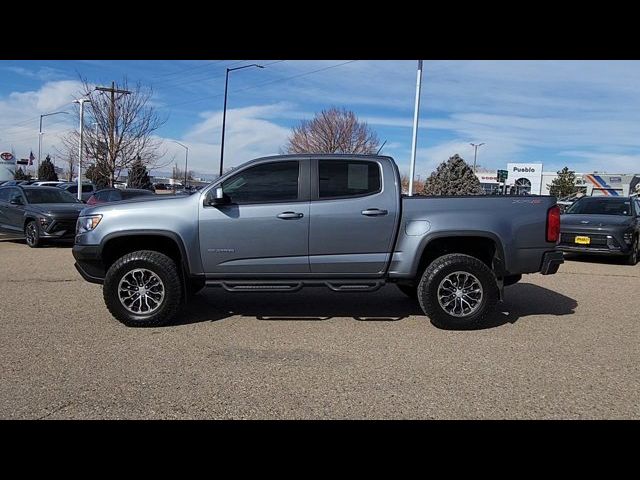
85,164,109,190
549,167,578,198
38,155,58,181
127,155,153,190
14,167,30,181
422,154,483,195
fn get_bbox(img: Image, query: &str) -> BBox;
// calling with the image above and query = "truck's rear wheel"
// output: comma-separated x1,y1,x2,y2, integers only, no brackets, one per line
103,250,182,327
417,253,499,330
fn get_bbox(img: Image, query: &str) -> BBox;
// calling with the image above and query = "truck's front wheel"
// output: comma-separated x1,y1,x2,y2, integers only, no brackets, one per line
417,253,499,330
103,250,183,327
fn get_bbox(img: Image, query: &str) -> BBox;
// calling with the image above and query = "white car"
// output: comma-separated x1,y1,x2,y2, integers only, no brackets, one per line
31,181,65,187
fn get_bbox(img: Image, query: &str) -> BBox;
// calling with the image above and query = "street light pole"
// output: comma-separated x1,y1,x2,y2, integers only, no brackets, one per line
73,99,91,201
470,142,485,173
219,63,264,177
38,111,69,174
172,141,189,187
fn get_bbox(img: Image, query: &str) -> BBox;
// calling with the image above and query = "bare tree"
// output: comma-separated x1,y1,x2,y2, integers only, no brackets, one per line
284,107,380,154
171,163,194,183
60,77,167,187
400,173,425,195
57,133,78,181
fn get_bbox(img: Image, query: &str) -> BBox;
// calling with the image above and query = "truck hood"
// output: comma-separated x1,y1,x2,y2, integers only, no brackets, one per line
82,193,195,216
29,203,86,216
561,214,633,227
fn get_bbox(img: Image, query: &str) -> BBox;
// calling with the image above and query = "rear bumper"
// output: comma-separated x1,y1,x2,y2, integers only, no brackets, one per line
540,250,564,275
557,245,628,256
72,244,105,284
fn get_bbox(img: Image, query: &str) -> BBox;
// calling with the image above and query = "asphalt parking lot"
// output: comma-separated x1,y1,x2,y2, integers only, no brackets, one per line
0,237,638,419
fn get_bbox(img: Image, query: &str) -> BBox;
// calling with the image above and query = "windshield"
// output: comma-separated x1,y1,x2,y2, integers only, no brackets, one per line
24,189,81,204
566,197,632,216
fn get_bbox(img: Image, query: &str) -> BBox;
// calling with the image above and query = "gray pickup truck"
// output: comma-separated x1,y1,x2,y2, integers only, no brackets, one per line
73,154,563,329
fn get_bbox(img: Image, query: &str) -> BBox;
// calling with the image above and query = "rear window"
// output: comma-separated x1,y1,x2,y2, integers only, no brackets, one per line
318,160,381,199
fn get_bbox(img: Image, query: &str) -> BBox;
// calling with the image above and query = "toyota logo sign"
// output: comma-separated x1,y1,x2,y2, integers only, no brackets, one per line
0,152,14,162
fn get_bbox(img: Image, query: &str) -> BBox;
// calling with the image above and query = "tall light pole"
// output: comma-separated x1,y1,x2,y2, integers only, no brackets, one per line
470,142,485,173
172,140,189,187
73,99,91,201
219,63,264,177
408,60,423,196
38,111,69,174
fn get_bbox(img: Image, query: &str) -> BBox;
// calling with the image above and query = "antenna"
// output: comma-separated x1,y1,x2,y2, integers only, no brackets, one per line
376,140,387,155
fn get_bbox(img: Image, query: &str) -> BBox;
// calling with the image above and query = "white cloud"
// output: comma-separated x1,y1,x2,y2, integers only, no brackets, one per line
0,81,82,163
558,151,640,174
0,81,296,177
179,103,294,174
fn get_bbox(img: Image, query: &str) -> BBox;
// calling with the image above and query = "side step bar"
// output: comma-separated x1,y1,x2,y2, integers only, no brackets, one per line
205,279,385,293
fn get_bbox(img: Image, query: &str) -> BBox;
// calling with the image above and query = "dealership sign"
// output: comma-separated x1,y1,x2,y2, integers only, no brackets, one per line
0,151,14,162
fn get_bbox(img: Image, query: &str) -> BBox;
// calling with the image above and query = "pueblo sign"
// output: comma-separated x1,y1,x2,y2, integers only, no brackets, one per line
0,151,14,162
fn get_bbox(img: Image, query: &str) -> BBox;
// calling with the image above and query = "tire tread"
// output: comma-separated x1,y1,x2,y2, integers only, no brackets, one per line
417,253,499,330
103,250,182,327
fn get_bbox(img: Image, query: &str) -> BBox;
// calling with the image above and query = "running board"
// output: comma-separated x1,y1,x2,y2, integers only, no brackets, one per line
217,282,303,292
325,281,384,292
205,279,385,293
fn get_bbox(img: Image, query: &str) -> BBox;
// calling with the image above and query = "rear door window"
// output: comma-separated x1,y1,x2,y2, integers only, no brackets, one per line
318,160,381,199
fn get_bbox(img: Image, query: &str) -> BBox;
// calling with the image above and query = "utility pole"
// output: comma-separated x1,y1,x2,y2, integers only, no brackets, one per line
408,60,423,196
470,142,485,173
95,82,131,186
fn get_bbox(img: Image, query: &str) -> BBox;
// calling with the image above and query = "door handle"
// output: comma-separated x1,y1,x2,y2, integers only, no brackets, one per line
361,208,388,216
277,212,304,219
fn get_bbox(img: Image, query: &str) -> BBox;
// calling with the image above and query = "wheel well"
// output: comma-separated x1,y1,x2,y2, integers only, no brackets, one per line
102,235,184,272
416,236,498,279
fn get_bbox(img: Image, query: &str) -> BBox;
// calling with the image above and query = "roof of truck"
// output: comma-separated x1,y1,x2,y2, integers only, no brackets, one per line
253,154,394,161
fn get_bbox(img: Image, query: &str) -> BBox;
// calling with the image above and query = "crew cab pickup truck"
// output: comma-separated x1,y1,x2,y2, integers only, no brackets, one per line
73,154,563,329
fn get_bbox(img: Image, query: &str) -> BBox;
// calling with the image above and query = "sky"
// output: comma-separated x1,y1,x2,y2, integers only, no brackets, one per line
1,60,640,179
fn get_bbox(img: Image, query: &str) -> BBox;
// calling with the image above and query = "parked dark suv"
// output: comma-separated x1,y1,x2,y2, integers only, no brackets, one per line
558,196,640,265
0,185,85,247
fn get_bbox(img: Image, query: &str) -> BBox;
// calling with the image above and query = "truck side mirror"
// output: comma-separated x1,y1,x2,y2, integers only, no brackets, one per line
207,186,231,206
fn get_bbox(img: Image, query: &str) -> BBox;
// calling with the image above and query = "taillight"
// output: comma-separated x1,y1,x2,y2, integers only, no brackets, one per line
547,205,561,243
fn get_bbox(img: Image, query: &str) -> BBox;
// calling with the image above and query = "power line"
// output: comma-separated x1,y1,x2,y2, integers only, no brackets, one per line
153,60,227,79
157,60,357,111
150,60,250,88
153,60,284,90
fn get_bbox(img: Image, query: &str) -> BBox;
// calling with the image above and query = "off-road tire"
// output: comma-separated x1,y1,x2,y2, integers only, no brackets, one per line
417,253,499,330
103,250,182,327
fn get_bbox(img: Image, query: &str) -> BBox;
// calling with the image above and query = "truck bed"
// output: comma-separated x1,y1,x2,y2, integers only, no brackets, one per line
388,195,558,278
